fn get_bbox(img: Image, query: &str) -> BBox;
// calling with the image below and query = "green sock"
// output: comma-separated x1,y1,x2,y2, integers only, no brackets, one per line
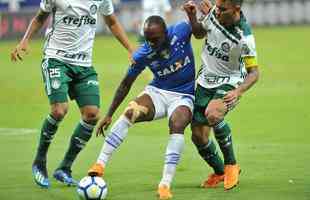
58,120,95,170
34,115,61,163
213,121,236,165
196,140,224,175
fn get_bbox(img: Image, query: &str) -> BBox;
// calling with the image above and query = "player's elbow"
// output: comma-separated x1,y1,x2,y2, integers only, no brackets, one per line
247,66,260,83
104,14,117,29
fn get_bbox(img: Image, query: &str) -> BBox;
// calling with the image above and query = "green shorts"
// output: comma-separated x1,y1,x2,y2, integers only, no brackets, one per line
193,84,235,125
41,58,100,108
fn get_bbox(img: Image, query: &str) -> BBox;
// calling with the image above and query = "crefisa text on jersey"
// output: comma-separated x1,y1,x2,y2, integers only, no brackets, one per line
205,42,230,62
63,15,96,27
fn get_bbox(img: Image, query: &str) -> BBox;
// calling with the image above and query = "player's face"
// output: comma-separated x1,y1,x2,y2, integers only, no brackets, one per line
215,0,240,27
144,24,167,50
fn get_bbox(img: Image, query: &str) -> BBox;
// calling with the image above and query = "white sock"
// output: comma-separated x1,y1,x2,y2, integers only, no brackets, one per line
97,115,132,166
159,133,185,187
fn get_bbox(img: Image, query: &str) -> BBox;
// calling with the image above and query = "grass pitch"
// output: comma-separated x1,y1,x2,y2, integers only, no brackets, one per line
0,26,309,200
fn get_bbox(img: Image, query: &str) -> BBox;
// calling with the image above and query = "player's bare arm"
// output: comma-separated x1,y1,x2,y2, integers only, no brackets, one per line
183,1,207,39
96,71,138,136
11,9,50,62
104,14,135,62
224,66,260,105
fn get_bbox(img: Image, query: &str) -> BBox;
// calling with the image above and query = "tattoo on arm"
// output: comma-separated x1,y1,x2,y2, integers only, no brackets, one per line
238,67,260,94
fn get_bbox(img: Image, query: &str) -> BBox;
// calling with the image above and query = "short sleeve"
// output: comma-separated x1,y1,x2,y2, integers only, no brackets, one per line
99,0,114,16
127,48,147,77
241,35,258,67
175,21,192,41
40,0,55,12
241,35,257,58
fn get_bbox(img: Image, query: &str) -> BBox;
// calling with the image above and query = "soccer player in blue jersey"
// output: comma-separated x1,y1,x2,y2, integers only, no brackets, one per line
88,16,195,200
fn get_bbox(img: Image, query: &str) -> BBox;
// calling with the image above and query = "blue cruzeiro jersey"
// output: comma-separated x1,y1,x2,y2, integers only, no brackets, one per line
128,22,195,95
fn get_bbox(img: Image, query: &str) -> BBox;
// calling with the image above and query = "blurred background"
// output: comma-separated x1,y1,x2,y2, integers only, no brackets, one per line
1,0,310,40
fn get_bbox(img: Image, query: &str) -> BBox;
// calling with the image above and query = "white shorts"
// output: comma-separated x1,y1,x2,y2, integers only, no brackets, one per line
140,85,194,120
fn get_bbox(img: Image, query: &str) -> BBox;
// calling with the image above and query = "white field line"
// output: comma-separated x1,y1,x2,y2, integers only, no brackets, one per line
0,128,39,136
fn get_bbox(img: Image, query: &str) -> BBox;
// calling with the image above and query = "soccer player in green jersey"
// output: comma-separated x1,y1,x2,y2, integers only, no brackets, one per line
11,0,134,188
183,0,260,190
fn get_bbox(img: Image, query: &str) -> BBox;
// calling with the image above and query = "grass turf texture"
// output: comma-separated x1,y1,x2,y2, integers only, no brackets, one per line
0,26,309,200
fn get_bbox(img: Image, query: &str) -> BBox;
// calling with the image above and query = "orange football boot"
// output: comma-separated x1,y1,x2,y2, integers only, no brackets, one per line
87,163,105,177
157,185,173,200
224,164,241,190
201,173,225,188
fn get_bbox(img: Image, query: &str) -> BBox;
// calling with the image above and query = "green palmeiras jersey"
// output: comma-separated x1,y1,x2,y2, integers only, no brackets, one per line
197,6,258,89
40,0,114,67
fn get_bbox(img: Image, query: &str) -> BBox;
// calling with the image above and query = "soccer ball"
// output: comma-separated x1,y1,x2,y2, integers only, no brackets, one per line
77,176,108,200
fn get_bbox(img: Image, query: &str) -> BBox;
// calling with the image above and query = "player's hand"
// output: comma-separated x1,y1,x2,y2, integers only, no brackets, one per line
199,0,212,15
223,89,242,109
11,40,29,62
182,1,197,17
96,116,112,137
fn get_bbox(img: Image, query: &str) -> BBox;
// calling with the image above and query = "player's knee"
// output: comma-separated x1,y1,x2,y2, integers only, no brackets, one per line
82,108,100,124
124,108,135,122
51,105,68,120
123,101,149,123
206,111,223,126
205,100,226,126
169,120,187,133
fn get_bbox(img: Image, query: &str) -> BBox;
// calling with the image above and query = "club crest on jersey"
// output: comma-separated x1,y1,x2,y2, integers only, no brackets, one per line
160,49,170,59
221,42,230,53
241,44,251,55
90,4,98,15
51,79,61,90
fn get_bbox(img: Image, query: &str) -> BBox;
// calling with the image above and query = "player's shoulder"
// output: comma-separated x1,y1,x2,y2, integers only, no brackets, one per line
133,43,153,62
168,21,192,39
238,12,253,37
170,21,191,32
100,0,112,5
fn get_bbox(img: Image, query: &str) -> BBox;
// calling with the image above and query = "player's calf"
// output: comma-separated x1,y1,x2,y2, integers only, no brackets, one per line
81,105,100,124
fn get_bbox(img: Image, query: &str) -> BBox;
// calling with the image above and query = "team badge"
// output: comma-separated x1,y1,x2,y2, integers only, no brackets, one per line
241,44,251,55
160,49,170,59
221,42,230,53
90,4,98,15
51,79,61,90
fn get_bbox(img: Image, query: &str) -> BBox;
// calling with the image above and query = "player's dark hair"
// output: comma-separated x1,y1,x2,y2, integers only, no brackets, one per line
144,15,167,31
